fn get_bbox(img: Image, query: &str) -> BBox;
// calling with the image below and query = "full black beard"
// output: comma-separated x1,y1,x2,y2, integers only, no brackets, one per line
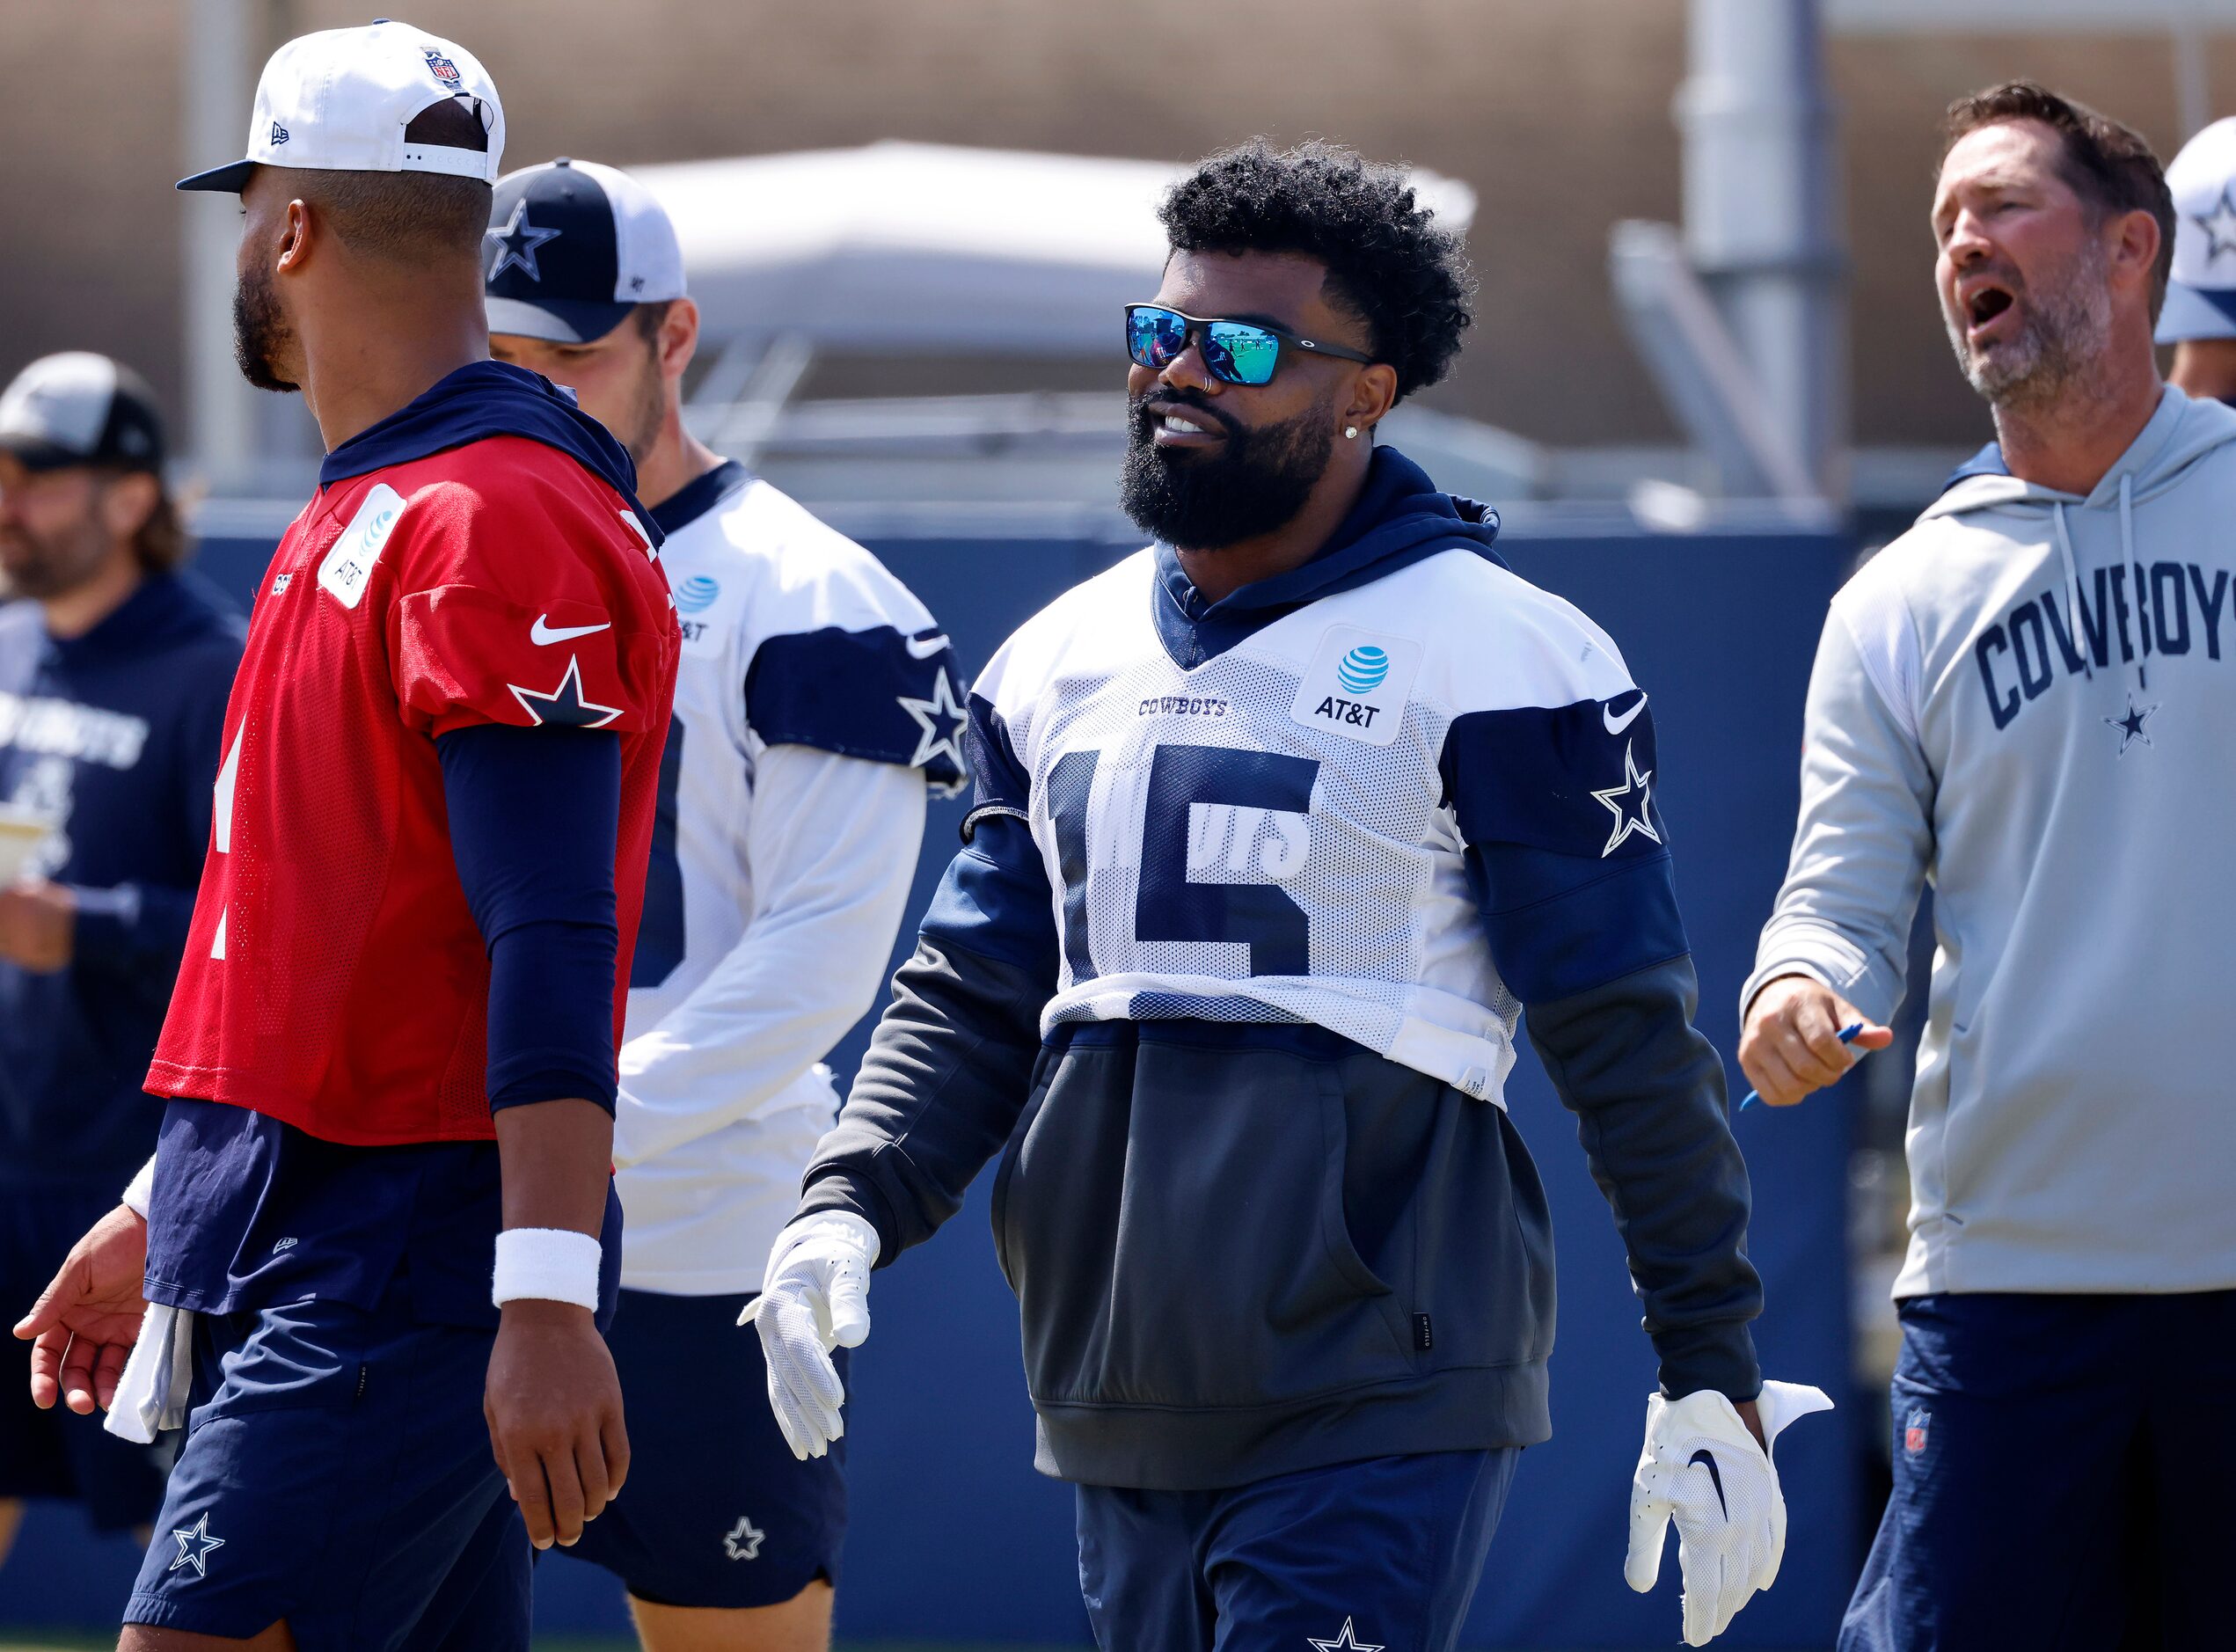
1118,387,1336,551
232,263,300,394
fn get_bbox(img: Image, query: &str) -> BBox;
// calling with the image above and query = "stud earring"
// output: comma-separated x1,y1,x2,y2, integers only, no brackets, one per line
1344,425,1359,439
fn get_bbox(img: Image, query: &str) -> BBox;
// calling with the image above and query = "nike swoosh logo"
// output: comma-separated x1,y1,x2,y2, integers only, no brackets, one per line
530,616,611,646
1687,1448,1728,1518
905,632,950,660
1604,691,1648,735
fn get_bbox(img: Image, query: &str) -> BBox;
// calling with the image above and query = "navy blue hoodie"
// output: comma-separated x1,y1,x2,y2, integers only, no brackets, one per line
0,572,245,1192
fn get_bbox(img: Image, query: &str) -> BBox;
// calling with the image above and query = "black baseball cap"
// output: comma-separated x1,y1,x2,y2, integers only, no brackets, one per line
484,157,688,344
0,353,165,474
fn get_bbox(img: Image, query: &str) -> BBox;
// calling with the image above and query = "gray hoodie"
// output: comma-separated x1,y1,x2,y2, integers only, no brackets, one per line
1748,385,2236,1297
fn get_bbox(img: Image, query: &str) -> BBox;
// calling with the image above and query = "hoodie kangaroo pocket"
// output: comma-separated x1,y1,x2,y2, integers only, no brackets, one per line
999,1037,1413,1413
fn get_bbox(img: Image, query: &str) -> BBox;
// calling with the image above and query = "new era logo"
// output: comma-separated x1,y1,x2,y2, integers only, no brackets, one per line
270,121,289,146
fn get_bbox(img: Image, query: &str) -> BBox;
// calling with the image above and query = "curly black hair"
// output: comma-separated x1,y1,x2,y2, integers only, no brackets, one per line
1158,141,1474,403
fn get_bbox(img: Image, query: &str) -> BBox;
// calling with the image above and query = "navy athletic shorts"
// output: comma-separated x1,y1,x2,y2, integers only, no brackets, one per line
1075,1448,1518,1652
0,1183,170,1531
555,1287,847,1609
1841,1290,2236,1651
123,1276,528,1651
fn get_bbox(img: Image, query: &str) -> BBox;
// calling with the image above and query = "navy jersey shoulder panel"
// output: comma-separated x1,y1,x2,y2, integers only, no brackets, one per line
745,624,967,791
1444,696,1684,1002
1440,694,1664,859
318,362,661,547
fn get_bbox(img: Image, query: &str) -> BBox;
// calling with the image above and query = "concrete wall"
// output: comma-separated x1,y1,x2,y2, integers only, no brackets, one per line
4,2,2235,459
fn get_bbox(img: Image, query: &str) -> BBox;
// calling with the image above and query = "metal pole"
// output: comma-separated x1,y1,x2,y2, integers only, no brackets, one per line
1677,0,1847,502
181,0,259,492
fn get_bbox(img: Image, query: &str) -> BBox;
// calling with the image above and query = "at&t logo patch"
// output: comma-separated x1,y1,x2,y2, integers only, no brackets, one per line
1290,625,1421,748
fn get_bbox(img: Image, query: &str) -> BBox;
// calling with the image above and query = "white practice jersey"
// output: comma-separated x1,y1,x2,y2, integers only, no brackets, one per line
968,540,1660,1107
613,463,962,1293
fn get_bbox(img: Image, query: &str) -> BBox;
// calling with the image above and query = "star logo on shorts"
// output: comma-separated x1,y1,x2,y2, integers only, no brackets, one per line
1591,739,1662,856
897,668,968,772
1307,1619,1383,1652
508,655,624,729
722,1515,765,1561
168,1512,226,1576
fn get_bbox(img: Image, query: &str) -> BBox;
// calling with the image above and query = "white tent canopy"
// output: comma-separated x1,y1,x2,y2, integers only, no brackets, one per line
634,141,1478,355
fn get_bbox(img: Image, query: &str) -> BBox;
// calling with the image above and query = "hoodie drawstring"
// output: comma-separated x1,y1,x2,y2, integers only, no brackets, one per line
2052,501,2093,681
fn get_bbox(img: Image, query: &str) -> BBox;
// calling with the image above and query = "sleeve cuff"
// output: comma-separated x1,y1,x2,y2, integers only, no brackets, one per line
1653,1320,1763,1403
1742,920,1896,1026
488,1068,619,1115
795,1168,902,1268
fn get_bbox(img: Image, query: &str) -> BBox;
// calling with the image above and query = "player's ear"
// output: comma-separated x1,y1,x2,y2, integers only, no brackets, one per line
656,298,701,384
1345,361,1399,436
276,197,314,275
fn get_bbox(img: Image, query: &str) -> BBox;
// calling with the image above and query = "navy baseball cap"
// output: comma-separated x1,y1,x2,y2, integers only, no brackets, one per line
484,158,687,344
0,354,165,474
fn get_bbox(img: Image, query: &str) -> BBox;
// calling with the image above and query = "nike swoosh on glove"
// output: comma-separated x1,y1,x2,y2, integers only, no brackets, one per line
1624,1378,1835,1646
739,1212,880,1461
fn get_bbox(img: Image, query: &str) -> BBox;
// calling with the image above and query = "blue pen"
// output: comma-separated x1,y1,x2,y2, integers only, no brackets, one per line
1739,1021,1865,1110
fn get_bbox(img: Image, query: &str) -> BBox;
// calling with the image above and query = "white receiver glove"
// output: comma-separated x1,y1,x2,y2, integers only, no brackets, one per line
1625,1378,1835,1646
739,1212,880,1461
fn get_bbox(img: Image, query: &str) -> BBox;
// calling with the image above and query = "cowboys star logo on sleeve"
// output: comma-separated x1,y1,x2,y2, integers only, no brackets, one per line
898,668,968,771
1592,738,1661,857
508,655,624,728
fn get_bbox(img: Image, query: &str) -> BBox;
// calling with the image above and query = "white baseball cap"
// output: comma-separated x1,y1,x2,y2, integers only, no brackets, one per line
2158,116,2236,343
177,19,503,195
485,159,688,343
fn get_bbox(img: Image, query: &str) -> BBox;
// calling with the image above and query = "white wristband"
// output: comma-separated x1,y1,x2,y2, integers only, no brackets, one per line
121,1154,158,1220
492,1227,603,1311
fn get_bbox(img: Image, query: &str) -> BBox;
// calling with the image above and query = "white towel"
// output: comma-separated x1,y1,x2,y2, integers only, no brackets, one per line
104,1302,194,1444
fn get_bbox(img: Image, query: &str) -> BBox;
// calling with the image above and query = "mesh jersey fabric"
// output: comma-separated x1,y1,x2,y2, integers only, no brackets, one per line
613,469,951,1292
147,435,680,1144
968,545,1642,1105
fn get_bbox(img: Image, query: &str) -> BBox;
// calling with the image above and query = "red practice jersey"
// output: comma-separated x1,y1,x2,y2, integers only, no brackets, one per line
149,434,680,1145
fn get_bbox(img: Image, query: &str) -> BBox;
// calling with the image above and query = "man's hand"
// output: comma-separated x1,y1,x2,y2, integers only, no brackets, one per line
0,879,74,972
742,1212,879,1460
12,1203,149,1414
1625,1380,1835,1646
1738,975,1893,1107
485,1299,628,1550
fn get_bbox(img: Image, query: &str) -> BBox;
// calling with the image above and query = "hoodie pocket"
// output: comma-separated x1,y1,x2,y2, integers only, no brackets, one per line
997,1038,1413,1413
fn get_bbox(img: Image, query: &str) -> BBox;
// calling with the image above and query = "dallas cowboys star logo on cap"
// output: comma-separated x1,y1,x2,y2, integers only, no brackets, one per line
1591,739,1662,856
2196,186,2236,263
486,197,562,282
508,655,624,728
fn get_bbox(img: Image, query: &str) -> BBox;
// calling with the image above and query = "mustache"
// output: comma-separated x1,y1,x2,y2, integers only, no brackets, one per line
1128,388,1242,442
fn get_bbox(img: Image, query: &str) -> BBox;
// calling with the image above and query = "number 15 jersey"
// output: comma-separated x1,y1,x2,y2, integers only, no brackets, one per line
965,533,1672,1108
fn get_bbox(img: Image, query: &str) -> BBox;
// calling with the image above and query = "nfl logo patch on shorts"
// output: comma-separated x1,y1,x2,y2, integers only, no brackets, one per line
1904,1407,1930,1456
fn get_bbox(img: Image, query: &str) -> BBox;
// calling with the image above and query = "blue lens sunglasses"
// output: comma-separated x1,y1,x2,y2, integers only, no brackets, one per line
1124,303,1377,387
